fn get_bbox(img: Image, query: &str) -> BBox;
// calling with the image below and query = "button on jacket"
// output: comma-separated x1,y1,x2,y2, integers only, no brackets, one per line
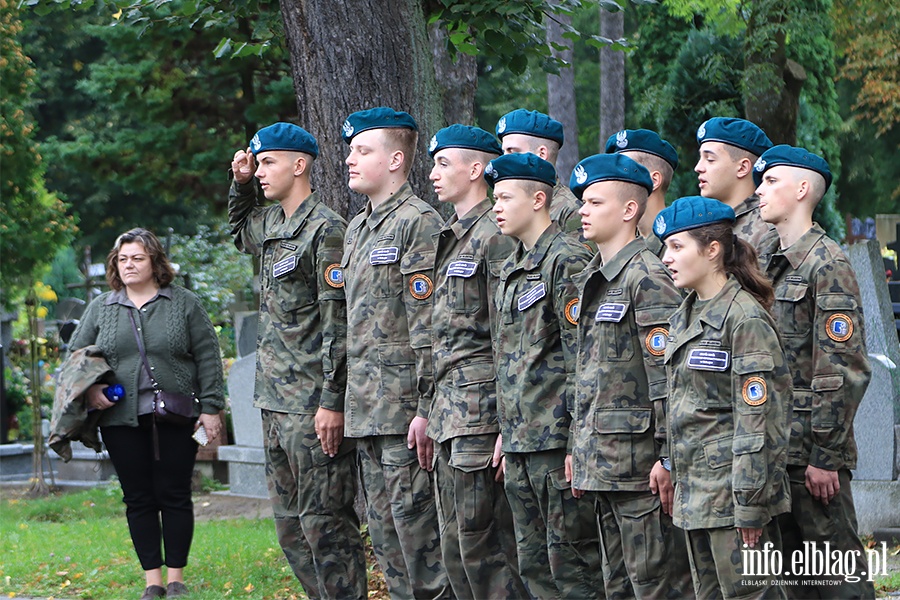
665,276,792,530
495,224,592,453
763,224,871,471
571,238,682,492
229,181,348,414
427,199,516,443
341,183,443,437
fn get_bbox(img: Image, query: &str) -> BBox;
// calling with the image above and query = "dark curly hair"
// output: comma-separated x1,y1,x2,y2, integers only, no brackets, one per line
105,228,176,291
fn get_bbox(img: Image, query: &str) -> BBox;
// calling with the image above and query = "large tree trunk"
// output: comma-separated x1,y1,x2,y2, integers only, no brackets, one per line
279,0,443,218
428,22,477,127
743,0,806,145
599,6,625,147
546,13,579,182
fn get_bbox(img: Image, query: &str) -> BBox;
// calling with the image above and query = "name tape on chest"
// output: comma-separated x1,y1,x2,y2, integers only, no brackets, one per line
687,348,730,371
370,246,400,265
595,302,628,322
517,282,546,311
272,255,298,278
279,241,298,251
324,263,344,288
447,260,478,278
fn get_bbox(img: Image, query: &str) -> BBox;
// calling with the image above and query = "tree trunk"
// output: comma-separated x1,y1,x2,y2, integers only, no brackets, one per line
599,6,625,148
743,0,806,145
278,0,444,218
428,22,477,127
546,13,579,182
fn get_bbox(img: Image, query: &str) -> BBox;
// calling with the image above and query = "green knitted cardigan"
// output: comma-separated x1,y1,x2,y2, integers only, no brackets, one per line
67,285,225,427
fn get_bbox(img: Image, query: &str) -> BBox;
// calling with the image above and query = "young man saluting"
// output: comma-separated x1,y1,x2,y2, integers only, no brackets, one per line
229,123,366,599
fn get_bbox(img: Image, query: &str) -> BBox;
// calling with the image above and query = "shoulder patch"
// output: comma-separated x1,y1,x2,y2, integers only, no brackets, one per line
645,327,668,356
565,299,579,325
825,313,853,342
742,376,768,406
324,263,344,288
409,273,433,300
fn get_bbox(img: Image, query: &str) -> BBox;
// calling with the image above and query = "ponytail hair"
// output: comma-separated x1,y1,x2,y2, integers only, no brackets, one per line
686,222,774,311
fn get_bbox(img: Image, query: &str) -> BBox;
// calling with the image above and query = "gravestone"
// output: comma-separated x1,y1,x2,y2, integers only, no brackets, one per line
234,311,259,358
217,351,267,498
847,240,900,534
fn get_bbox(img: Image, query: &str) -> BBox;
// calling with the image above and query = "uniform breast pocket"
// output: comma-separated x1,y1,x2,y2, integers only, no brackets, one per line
446,260,485,315
687,347,733,410
371,262,402,298
271,263,315,316
774,281,811,337
598,302,634,362
529,303,560,344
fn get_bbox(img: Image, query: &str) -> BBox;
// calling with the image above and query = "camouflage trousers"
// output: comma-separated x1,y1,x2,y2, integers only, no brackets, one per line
261,410,366,600
595,490,694,599
358,435,451,599
504,449,605,599
433,435,529,600
684,521,787,600
778,466,875,599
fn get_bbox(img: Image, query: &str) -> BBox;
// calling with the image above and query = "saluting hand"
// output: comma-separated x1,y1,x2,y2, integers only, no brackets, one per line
231,148,256,185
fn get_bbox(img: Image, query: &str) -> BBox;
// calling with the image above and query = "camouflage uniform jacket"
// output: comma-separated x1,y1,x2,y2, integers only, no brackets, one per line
229,182,348,414
571,238,682,492
645,232,665,259
665,276,792,530
763,224,870,471
733,194,779,252
49,346,110,461
552,182,595,252
427,198,516,443
341,182,443,437
495,224,592,453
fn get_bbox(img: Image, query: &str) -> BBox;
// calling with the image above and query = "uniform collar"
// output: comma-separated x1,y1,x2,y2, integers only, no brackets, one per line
517,223,562,272
775,223,826,270
667,275,742,357
644,232,664,257
732,194,760,218
446,198,494,240
266,191,322,241
599,237,647,281
364,182,415,230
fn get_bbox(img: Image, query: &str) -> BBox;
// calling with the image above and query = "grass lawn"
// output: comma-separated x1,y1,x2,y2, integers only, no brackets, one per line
0,484,385,599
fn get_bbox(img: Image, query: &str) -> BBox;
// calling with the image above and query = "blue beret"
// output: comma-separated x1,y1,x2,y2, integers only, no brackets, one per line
484,153,557,188
428,124,502,157
752,144,833,191
250,122,319,158
696,117,773,157
495,109,565,146
605,129,678,170
570,154,654,199
341,107,417,143
653,196,736,240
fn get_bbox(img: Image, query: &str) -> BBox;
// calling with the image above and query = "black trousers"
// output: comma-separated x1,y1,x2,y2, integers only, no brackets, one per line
102,415,198,570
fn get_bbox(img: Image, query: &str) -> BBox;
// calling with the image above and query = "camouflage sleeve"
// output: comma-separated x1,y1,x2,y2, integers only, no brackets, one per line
553,248,591,431
315,223,348,412
227,178,266,255
808,258,871,470
632,271,682,458
184,291,226,413
730,317,788,528
400,211,442,419
486,233,516,336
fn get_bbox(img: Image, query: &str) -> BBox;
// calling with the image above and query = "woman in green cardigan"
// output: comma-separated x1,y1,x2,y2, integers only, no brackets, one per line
68,228,224,600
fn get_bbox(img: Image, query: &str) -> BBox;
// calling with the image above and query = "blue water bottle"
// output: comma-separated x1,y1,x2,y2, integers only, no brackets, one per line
103,384,125,403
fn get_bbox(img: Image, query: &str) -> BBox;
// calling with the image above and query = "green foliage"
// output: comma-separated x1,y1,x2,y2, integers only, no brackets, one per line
18,2,295,253
43,246,88,303
0,0,78,309
168,223,254,327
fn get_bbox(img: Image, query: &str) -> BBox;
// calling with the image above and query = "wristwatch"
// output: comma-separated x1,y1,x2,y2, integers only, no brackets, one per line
659,457,671,471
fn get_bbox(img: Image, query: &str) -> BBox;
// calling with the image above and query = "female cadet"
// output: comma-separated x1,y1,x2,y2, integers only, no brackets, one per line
653,196,792,600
